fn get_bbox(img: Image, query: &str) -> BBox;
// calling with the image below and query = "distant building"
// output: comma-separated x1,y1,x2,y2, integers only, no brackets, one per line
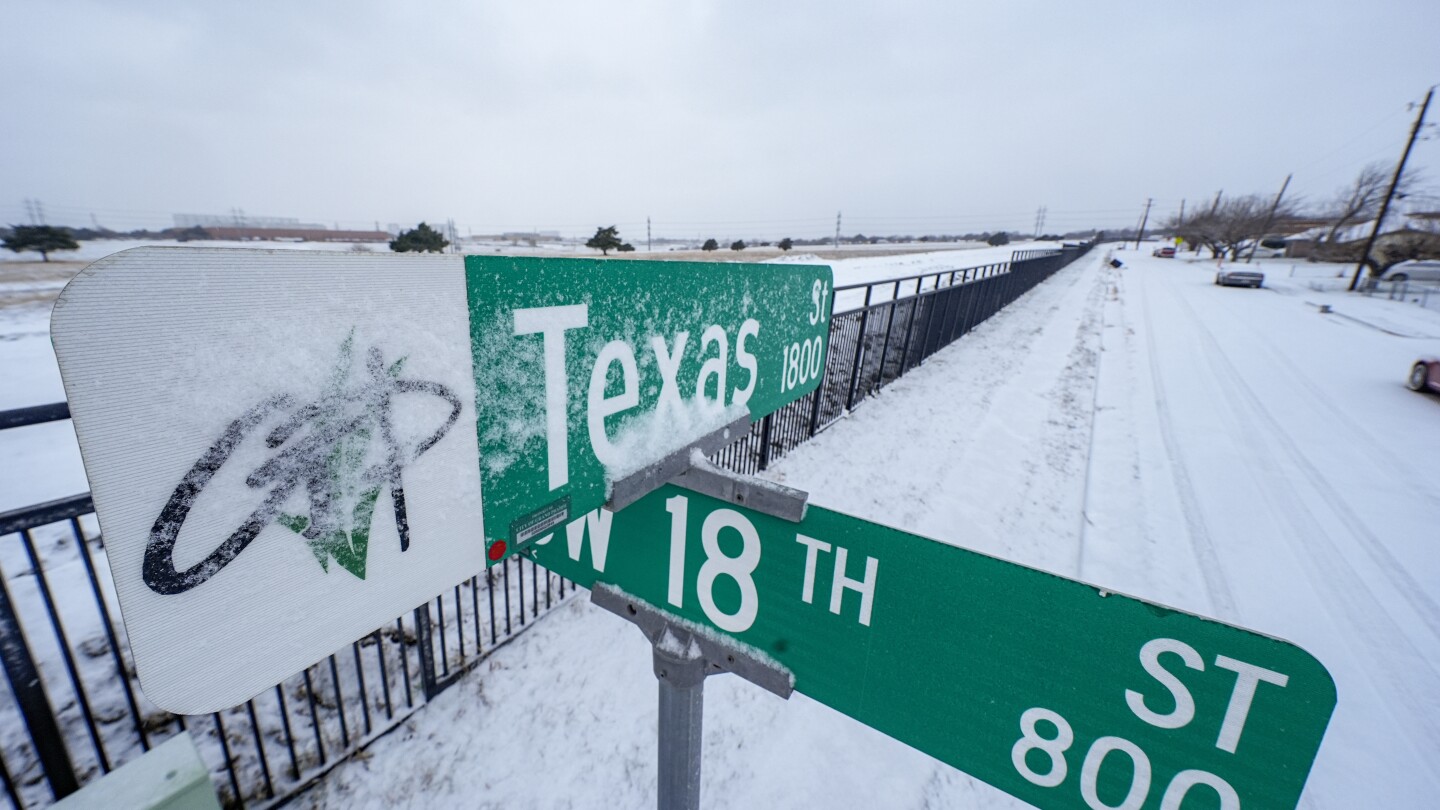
500,231,562,243
172,213,388,242
198,226,390,243
1284,209,1440,259
174,213,331,231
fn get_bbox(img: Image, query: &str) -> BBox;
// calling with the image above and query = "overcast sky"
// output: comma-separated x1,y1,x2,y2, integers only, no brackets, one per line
4,1,1439,239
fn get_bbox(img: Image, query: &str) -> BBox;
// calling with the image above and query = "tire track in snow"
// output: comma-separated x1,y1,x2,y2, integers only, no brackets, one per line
1075,258,1128,580
1169,290,1440,645
847,257,1092,541
1229,323,1440,512
1135,273,1241,622
1198,274,1438,492
931,255,1101,572
1161,285,1440,762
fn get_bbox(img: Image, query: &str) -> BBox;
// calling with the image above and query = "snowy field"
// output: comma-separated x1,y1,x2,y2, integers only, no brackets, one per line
4,244,1438,807
280,247,1440,808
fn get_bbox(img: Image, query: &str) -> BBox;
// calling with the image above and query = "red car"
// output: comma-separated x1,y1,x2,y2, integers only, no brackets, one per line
1152,246,1176,258
1409,358,1440,393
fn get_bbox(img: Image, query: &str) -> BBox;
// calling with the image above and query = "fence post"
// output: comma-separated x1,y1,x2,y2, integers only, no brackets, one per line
897,279,923,373
0,569,79,799
947,274,966,345
875,291,899,387
413,605,438,700
806,388,823,438
808,317,841,437
844,286,874,411
757,413,774,471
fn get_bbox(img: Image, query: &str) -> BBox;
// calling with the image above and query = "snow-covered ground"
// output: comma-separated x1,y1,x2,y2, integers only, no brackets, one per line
5,244,1438,807
286,247,1440,808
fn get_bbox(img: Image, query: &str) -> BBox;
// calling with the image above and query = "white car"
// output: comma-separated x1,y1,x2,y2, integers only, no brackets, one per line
1247,236,1288,259
1379,260,1440,283
1216,268,1264,288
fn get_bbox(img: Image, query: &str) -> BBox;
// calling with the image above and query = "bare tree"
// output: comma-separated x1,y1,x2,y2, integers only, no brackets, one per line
1172,194,1300,260
1375,233,1433,272
1215,196,1269,260
1167,210,1220,257
1321,163,1405,246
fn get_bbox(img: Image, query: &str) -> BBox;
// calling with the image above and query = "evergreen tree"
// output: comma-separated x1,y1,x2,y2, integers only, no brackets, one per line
617,242,636,252
730,240,746,251
3,225,79,262
701,238,719,251
778,238,793,251
986,232,1011,246
586,226,623,256
389,222,450,253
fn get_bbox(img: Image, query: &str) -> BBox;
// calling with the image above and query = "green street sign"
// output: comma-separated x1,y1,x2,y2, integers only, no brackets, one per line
532,487,1335,810
465,256,832,562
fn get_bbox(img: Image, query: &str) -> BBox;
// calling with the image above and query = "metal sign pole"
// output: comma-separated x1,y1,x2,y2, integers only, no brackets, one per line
590,425,808,808
592,584,796,810
654,631,707,810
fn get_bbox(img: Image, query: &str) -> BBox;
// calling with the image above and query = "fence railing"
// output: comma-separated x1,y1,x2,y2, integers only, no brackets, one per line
0,438,576,809
0,242,1091,809
1358,277,1440,312
712,244,1090,475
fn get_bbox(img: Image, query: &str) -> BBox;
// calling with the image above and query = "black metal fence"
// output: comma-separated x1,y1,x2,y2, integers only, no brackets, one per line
0,243,1090,809
0,424,576,809
711,244,1091,474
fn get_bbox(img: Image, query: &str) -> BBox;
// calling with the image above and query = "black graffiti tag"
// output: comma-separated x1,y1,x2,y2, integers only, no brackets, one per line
144,345,462,595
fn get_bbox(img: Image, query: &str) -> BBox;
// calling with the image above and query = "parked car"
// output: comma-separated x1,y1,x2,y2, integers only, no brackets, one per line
1380,260,1440,283
1246,236,1288,259
1152,246,1176,258
1408,358,1440,394
1216,268,1264,288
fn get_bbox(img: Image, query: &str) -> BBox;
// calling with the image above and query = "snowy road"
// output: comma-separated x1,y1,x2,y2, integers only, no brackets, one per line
1088,250,1440,809
294,249,1438,808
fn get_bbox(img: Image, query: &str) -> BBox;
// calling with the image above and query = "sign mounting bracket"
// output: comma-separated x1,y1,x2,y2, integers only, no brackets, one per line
605,414,753,512
591,583,793,810
605,413,809,522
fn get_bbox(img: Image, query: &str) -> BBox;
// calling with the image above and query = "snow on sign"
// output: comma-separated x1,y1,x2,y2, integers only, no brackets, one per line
536,486,1336,810
49,247,831,713
465,254,831,562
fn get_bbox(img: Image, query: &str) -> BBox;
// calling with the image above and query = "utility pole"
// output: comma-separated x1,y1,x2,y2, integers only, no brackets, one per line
647,216,652,252
1210,190,1223,215
1350,86,1434,291
1178,199,1186,223
1134,198,1153,249
835,211,842,250
1246,174,1291,263
1034,205,1047,238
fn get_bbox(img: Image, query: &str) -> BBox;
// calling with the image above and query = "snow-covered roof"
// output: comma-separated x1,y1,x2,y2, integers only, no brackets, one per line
1290,211,1440,243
